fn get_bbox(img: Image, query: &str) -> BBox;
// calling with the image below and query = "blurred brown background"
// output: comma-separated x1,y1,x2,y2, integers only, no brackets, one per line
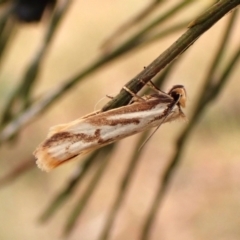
0,1,240,240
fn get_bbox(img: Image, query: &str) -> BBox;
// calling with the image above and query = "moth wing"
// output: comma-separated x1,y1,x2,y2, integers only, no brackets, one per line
46,110,101,138
34,144,93,172
34,118,101,172
34,94,186,172
47,117,87,137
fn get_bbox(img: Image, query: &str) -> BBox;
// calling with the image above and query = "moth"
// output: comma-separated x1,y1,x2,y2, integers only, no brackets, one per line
34,84,186,172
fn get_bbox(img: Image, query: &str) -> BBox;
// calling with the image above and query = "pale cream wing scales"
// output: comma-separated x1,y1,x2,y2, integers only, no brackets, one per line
47,117,87,137
46,110,101,138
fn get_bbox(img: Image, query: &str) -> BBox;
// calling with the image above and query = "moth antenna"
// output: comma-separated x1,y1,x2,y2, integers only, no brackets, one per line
94,91,122,111
94,96,112,111
138,121,163,152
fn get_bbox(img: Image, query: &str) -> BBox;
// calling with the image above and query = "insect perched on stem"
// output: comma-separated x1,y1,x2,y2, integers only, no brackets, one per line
34,84,187,172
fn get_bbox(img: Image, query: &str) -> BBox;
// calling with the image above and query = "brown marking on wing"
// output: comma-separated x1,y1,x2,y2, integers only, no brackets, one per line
148,100,176,124
105,95,172,115
151,100,186,124
86,96,172,127
91,117,140,126
95,129,101,138
42,129,103,148
34,131,98,171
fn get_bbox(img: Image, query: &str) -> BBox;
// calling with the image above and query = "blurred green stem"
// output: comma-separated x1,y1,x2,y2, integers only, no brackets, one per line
102,0,193,53
39,150,100,222
0,158,34,187
63,144,115,236
0,4,15,63
1,0,73,126
99,132,149,240
101,0,165,50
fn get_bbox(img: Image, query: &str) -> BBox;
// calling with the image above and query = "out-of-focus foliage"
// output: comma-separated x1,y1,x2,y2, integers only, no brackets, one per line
0,1,240,240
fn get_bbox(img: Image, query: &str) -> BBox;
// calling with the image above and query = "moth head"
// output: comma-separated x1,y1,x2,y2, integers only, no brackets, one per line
168,85,187,108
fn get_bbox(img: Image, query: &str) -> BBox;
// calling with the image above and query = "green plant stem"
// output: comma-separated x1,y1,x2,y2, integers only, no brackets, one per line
142,20,190,45
102,0,240,111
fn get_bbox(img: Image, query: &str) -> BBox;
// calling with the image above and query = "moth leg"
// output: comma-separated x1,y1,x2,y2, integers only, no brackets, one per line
138,78,166,94
138,78,155,90
147,80,166,94
122,86,145,102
